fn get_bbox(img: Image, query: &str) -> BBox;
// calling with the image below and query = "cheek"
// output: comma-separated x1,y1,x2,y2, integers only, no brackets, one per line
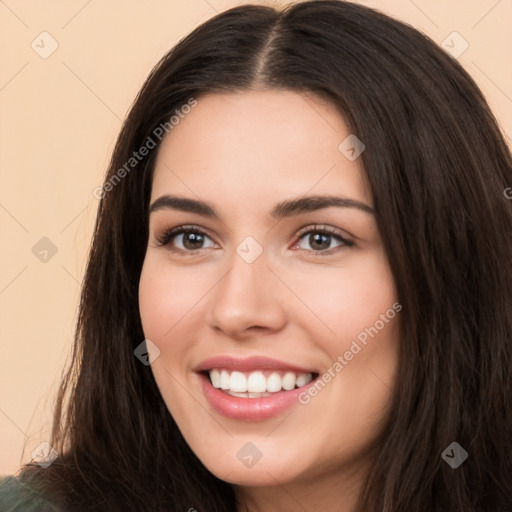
138,258,207,418
138,257,211,342
286,249,397,350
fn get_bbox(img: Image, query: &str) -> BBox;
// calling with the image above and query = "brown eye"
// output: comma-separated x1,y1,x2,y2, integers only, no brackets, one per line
304,232,334,251
293,226,354,255
179,231,208,250
157,226,216,253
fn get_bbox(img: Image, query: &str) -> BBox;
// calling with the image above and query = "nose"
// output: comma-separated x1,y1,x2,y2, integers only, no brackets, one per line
207,248,287,340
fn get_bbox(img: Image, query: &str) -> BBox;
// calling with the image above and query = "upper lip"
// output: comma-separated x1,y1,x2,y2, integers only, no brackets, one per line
195,356,318,374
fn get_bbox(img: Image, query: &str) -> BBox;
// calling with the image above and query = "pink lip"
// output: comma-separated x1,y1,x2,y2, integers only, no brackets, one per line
195,355,317,374
195,356,319,421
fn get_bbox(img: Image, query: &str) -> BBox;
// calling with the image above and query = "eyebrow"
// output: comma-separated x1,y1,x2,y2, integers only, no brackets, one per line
149,194,375,219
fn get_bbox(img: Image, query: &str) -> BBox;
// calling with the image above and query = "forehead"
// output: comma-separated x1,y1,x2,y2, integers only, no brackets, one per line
151,89,371,208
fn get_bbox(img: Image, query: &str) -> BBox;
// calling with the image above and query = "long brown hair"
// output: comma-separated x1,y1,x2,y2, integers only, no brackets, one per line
14,1,512,510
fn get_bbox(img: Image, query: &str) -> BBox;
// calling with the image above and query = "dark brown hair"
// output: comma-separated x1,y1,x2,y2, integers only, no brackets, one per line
11,1,512,510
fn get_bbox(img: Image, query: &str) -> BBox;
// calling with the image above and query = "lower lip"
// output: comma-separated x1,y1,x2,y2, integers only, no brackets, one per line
198,373,316,421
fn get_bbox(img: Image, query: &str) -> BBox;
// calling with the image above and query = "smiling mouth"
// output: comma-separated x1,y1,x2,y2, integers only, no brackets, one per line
202,369,320,398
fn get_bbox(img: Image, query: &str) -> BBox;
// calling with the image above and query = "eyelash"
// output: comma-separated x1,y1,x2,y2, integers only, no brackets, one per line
155,224,354,257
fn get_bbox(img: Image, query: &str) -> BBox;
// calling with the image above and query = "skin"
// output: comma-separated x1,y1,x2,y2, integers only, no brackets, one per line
138,89,400,512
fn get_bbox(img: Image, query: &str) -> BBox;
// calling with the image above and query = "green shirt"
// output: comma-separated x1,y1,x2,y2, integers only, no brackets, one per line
0,476,61,512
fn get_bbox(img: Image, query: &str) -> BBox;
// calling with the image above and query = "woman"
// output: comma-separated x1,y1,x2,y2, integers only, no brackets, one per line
2,1,511,510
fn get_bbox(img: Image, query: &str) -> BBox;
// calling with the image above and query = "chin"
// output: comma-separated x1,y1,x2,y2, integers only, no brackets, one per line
187,436,314,487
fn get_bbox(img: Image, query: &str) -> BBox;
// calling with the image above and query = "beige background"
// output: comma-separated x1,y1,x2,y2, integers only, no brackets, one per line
0,0,511,475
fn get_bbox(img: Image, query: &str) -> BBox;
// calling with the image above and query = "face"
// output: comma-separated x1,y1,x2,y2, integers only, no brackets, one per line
138,89,400,492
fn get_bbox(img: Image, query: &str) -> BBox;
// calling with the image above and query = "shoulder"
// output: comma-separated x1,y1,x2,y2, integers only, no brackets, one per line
0,475,62,512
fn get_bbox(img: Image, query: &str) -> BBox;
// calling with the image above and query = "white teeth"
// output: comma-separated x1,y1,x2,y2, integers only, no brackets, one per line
227,391,273,398
248,392,270,398
229,371,247,392
296,373,310,387
266,372,282,392
282,372,296,391
207,369,314,395
210,369,221,388
247,371,267,392
220,370,230,389
227,391,251,398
